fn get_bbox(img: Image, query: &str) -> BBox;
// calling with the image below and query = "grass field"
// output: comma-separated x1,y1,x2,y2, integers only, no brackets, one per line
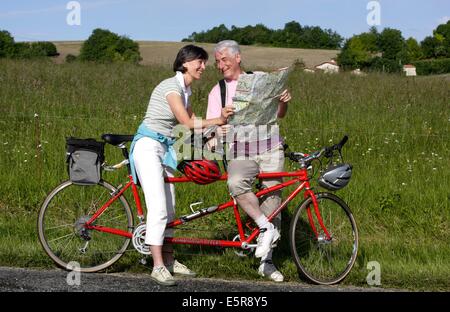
53,40,338,69
0,54,449,290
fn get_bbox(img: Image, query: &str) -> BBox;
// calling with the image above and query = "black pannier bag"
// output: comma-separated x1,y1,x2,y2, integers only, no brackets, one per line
66,137,105,185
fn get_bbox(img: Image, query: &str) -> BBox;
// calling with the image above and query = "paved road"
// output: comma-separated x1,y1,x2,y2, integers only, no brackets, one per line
0,266,395,292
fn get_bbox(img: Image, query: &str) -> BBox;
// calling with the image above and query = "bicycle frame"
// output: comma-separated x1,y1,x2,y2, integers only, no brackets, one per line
84,167,332,250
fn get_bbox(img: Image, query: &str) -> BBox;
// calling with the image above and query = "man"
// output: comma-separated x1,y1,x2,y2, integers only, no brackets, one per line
207,40,292,282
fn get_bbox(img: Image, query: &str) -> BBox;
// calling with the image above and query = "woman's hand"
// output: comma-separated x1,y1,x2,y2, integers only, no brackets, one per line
216,125,231,138
219,106,235,124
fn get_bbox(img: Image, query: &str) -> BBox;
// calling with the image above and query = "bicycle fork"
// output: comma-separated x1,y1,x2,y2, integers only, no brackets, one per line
304,189,332,241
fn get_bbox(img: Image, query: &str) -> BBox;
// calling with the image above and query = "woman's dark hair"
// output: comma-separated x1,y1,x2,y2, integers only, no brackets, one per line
173,45,208,73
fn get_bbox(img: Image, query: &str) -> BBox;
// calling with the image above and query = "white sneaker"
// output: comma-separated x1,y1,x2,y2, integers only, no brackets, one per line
150,266,176,286
258,260,284,282
255,227,280,258
167,260,196,277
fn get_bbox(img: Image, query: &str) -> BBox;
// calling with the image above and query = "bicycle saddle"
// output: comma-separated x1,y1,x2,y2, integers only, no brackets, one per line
101,134,134,146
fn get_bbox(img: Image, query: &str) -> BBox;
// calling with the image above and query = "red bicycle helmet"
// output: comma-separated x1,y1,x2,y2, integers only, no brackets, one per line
177,160,221,185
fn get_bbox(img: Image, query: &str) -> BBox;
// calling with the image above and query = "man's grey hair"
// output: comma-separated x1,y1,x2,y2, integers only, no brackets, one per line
214,40,241,55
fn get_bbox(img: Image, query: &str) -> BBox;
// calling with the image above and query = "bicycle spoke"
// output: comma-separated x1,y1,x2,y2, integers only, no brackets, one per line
47,232,75,243
45,223,74,231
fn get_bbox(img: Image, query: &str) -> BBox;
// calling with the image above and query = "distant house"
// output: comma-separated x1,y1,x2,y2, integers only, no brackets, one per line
403,64,417,77
315,60,339,73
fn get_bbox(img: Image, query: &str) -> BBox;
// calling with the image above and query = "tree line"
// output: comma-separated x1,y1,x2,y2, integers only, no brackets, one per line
182,21,343,50
337,21,450,74
0,30,58,59
3,20,449,75
0,28,141,64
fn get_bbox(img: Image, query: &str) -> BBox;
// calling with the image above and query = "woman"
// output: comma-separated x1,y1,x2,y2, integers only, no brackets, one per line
131,45,233,286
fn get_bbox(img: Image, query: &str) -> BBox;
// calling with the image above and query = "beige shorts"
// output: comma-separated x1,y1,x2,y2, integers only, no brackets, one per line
227,145,285,228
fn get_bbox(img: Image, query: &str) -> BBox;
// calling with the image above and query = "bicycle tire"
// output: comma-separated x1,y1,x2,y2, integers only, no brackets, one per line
289,192,358,285
37,180,134,273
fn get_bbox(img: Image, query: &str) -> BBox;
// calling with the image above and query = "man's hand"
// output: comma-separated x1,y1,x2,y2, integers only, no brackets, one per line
277,89,291,118
279,89,292,103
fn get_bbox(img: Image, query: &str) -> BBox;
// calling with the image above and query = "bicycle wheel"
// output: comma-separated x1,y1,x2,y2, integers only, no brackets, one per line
289,192,358,285
37,180,134,273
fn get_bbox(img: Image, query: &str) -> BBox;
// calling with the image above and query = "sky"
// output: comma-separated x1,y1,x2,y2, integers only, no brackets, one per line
0,0,449,43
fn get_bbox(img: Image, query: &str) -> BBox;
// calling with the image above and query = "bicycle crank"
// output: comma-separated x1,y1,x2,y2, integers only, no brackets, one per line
232,234,256,257
132,223,151,255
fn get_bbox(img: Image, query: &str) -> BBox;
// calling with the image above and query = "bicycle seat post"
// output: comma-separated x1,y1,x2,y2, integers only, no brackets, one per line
117,143,131,174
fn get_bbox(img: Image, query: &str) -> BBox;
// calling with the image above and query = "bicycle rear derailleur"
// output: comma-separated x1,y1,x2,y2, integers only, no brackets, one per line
74,216,92,241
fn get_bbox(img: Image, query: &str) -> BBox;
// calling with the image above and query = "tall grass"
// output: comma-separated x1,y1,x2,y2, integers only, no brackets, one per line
0,59,449,290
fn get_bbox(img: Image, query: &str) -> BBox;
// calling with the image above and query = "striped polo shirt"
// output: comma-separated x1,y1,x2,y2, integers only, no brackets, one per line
143,72,191,137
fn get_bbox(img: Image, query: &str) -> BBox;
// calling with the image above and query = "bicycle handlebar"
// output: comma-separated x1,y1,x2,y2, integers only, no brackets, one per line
285,135,348,165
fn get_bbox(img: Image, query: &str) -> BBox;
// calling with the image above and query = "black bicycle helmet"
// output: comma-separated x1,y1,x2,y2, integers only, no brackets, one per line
318,163,352,191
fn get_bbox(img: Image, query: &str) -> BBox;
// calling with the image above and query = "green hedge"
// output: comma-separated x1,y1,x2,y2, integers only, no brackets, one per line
1,30,58,59
365,56,402,73
12,42,58,59
412,58,450,75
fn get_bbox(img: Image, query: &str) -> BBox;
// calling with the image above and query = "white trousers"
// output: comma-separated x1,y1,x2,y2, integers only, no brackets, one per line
133,137,175,245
